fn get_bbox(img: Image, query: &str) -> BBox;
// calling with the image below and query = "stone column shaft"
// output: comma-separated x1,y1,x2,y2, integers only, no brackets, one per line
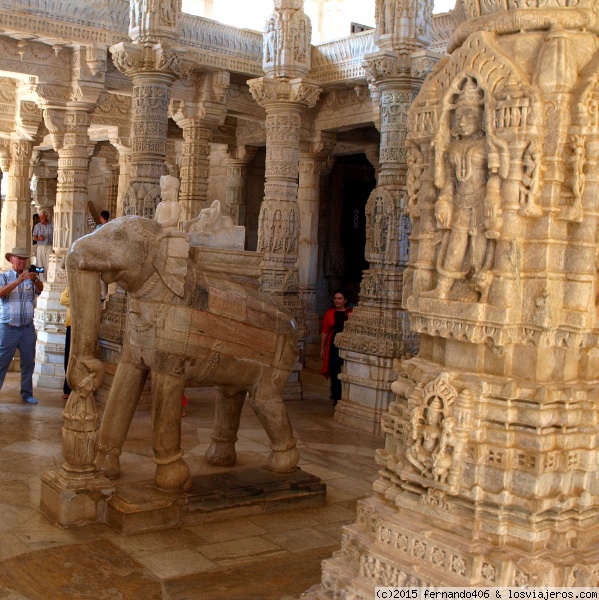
54,110,92,253
298,152,323,347
224,160,251,226
34,108,93,391
178,121,211,222
0,139,33,262
122,71,175,218
335,77,421,435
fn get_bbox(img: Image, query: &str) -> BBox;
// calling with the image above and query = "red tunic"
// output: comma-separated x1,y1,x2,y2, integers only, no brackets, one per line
321,307,352,378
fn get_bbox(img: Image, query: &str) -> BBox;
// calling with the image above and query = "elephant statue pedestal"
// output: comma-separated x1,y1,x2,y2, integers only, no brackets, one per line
104,466,326,535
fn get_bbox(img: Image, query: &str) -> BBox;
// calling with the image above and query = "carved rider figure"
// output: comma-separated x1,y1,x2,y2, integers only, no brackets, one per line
427,79,489,300
154,175,182,233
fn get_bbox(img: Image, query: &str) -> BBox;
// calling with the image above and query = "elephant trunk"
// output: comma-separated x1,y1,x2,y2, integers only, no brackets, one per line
61,246,105,475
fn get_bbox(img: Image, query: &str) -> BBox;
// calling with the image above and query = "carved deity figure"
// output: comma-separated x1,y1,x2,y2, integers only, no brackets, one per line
408,395,455,482
272,209,284,252
427,80,490,300
154,175,181,232
184,199,234,233
265,19,277,63
295,20,306,61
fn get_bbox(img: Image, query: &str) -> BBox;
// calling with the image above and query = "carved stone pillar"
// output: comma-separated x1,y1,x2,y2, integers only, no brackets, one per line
177,120,211,221
171,71,229,223
34,107,97,391
0,139,33,263
248,80,321,397
315,156,336,320
298,136,334,354
224,146,258,225
99,18,185,402
334,79,421,435
115,63,177,217
334,6,439,434
249,0,321,398
115,149,131,218
31,160,58,218
305,1,599,597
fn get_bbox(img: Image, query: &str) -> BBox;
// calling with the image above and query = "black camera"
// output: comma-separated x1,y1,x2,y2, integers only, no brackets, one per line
29,265,44,274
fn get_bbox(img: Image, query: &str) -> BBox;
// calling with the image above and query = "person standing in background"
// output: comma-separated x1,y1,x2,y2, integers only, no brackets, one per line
320,289,352,406
0,248,44,404
95,210,110,230
32,211,53,282
31,213,40,246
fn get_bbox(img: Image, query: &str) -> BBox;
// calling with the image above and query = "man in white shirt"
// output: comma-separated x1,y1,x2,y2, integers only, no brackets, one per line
32,211,53,282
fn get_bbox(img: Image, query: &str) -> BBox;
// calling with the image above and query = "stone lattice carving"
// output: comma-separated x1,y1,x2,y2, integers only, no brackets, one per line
67,216,300,492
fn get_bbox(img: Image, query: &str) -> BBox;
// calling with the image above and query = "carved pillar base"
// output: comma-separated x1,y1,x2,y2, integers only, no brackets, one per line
33,254,68,390
334,351,396,436
40,469,115,528
304,494,599,600
335,279,418,434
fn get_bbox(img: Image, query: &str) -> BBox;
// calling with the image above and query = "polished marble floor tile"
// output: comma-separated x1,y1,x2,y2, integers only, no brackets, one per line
0,374,382,599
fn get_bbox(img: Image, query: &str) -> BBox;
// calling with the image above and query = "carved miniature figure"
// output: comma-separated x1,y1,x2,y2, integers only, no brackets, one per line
184,199,233,233
519,142,543,217
154,174,181,232
184,200,246,249
265,18,277,63
296,20,306,60
407,395,455,481
426,79,492,300
66,216,300,492
272,209,284,252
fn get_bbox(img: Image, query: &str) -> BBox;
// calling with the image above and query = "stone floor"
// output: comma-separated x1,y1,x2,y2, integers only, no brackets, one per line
0,371,382,600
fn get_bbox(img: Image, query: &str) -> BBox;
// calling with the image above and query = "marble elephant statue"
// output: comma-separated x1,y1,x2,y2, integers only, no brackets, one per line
66,215,300,491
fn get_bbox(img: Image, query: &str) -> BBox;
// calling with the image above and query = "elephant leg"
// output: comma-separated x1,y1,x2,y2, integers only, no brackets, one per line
205,387,246,467
151,370,192,491
249,368,299,474
96,362,148,479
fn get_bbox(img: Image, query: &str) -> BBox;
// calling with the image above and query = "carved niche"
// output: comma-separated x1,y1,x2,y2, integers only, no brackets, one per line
404,32,544,320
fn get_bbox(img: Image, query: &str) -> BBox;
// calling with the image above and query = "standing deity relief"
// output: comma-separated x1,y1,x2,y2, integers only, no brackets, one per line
410,75,515,303
257,204,298,255
263,9,311,74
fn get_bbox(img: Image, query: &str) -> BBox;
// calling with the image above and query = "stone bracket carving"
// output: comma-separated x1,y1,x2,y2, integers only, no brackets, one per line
110,42,185,79
248,77,322,109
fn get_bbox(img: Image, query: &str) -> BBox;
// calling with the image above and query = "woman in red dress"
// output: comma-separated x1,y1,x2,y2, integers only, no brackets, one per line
320,289,352,405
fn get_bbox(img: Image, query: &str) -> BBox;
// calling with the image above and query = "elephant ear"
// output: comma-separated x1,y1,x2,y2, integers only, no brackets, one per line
153,235,190,298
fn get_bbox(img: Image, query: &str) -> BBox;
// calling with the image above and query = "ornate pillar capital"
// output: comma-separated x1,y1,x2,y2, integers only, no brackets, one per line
248,77,322,111
110,42,186,82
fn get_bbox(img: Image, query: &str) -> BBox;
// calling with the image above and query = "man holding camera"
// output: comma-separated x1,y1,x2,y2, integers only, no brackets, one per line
32,210,53,282
0,248,43,404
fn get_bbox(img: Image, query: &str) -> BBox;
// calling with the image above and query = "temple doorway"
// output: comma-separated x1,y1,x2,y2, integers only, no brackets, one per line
319,153,376,309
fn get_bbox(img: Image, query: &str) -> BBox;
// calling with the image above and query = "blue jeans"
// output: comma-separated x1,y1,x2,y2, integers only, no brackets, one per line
0,323,36,399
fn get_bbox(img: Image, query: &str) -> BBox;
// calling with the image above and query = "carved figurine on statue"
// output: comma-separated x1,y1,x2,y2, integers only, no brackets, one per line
425,78,506,302
184,200,245,250
155,175,182,233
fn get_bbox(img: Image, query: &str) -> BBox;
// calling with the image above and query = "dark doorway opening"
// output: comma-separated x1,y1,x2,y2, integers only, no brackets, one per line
323,153,376,306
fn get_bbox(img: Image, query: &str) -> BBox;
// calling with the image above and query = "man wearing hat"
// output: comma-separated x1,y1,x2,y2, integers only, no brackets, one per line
0,248,44,404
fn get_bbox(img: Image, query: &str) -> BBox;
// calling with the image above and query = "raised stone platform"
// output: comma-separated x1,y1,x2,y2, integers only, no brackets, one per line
106,467,326,535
